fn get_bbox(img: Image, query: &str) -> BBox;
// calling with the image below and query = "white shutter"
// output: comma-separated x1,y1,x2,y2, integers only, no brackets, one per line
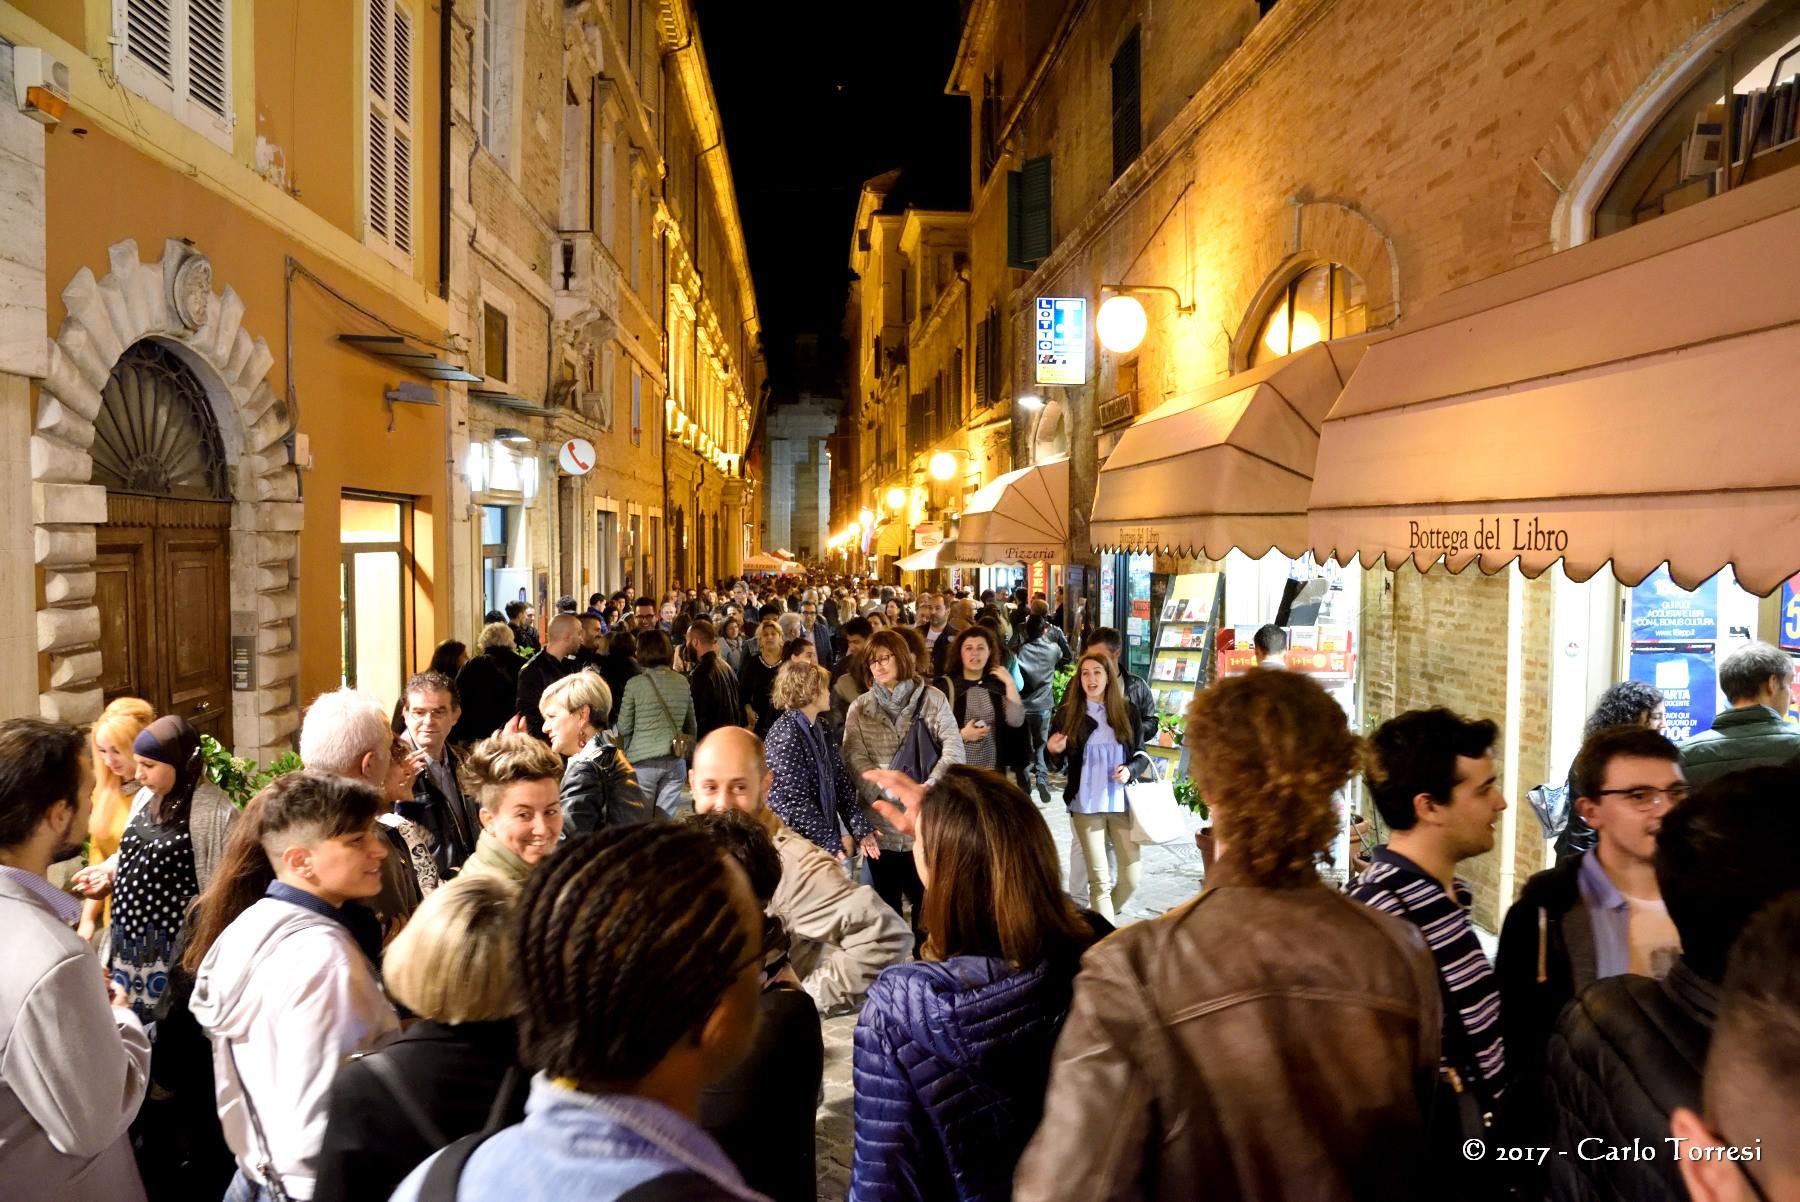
366,0,414,260
124,0,175,82
186,0,228,117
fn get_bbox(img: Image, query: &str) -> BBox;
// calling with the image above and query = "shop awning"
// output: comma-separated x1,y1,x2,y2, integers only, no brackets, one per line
1307,185,1800,594
742,553,799,574
954,457,1069,563
896,540,954,572
1090,340,1368,558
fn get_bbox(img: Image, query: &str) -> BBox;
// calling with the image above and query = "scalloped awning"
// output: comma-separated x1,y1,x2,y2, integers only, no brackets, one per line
1307,193,1800,595
955,457,1069,564
1090,339,1368,558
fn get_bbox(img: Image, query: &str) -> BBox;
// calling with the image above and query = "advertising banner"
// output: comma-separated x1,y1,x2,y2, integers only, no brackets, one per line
1628,648,1717,743
1629,566,1718,644
1034,297,1087,386
1782,573,1800,652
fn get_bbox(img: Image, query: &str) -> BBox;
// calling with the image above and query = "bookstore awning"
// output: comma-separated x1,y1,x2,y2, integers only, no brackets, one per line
954,457,1069,563
1091,340,1368,558
1308,186,1800,594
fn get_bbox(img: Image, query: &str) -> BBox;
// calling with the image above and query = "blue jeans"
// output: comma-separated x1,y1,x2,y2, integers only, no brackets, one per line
223,1169,276,1202
636,756,689,818
1023,708,1053,794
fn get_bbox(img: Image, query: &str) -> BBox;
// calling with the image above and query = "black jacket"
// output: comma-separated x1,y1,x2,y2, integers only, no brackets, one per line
509,621,541,651
598,650,642,728
1045,702,1153,806
313,1020,529,1202
396,745,480,879
515,649,577,741
451,646,522,748
699,983,822,1202
1495,853,1596,1145
1122,671,1158,747
932,672,1028,775
922,624,960,679
1542,961,1717,1202
741,652,783,737
560,734,653,835
689,650,743,740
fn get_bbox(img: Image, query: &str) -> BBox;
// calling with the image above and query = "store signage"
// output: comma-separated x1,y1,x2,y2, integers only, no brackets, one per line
1629,566,1717,644
1405,517,1570,554
1096,391,1137,429
1781,574,1800,651
1005,545,1061,562
557,437,596,476
1028,560,1050,601
1629,648,1716,743
913,522,944,550
1034,296,1087,386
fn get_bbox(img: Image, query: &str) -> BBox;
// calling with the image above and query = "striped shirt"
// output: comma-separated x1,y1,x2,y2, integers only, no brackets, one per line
1349,847,1506,1113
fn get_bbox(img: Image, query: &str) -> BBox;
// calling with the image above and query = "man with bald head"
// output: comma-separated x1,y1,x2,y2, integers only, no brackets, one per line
690,727,908,1014
515,612,584,741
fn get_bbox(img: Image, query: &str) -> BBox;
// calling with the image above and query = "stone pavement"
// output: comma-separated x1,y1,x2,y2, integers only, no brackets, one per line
812,797,1208,1199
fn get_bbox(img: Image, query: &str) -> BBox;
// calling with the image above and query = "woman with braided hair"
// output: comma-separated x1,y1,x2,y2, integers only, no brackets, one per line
391,822,770,1202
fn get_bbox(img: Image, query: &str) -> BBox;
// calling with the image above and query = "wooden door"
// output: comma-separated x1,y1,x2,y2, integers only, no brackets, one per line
96,497,233,745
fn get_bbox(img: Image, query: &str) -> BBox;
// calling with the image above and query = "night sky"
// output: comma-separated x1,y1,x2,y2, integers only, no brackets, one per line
694,1,970,398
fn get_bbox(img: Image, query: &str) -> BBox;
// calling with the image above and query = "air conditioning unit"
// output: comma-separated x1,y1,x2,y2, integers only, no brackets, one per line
13,48,70,126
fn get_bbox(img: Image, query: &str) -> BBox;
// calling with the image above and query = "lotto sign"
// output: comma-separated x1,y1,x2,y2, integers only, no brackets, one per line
1034,297,1087,386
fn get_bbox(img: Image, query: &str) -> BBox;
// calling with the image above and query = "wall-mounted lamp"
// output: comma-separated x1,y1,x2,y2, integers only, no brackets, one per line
1097,283,1194,355
885,487,908,512
1016,394,1045,410
928,449,970,481
859,508,875,528
494,426,532,446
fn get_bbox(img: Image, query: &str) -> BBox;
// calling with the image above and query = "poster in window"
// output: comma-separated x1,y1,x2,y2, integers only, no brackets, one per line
1629,567,1718,645
1627,648,1716,743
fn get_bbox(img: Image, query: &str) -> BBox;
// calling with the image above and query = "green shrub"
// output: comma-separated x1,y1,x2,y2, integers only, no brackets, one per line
200,735,305,809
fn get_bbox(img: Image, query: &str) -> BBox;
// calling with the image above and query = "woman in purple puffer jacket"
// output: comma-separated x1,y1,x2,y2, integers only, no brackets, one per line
848,765,1110,1202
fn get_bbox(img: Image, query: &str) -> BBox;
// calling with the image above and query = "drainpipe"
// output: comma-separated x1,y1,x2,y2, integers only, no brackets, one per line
437,0,453,299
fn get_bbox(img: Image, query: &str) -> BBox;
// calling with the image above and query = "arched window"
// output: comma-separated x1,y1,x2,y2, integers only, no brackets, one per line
92,340,231,500
1594,5,1800,238
1247,262,1367,367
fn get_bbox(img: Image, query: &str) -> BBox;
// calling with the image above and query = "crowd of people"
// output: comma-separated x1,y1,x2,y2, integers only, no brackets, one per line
1,574,1797,1202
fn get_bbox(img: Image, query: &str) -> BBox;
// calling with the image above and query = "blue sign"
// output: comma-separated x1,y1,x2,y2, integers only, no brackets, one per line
1629,567,1717,645
1034,296,1088,386
1782,575,1800,652
1628,648,1716,744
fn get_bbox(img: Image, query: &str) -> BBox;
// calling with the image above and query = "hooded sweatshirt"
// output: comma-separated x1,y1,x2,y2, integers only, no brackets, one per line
189,893,399,1200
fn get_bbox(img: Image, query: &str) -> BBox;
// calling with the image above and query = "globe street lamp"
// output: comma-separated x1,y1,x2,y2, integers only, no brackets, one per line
1096,294,1149,354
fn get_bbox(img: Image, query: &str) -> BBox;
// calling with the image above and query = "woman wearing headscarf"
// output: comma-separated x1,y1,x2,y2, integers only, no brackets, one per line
106,716,238,1022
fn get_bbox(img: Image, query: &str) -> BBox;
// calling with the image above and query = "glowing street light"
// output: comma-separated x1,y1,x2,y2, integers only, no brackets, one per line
1016,394,1045,410
859,508,875,528
1096,294,1149,354
885,486,908,512
929,450,960,481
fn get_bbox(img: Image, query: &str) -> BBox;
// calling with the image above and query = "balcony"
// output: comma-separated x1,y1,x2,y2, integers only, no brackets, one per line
553,231,623,329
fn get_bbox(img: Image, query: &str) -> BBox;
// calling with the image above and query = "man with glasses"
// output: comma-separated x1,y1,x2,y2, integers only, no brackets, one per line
799,600,835,670
1497,725,1686,1145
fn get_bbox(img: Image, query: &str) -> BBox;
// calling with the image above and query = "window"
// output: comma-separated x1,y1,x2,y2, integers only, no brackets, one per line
631,366,643,444
629,180,642,292
366,0,415,261
114,0,233,147
480,504,512,616
1007,156,1052,268
1248,262,1367,366
340,494,413,705
479,0,515,167
596,120,615,249
1111,28,1142,180
483,302,509,381
1593,9,1800,238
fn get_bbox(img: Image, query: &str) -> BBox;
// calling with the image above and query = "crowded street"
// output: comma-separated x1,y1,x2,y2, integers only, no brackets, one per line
3,1,1800,1202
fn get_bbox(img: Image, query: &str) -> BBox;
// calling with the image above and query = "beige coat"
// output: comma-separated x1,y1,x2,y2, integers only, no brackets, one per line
769,820,908,1013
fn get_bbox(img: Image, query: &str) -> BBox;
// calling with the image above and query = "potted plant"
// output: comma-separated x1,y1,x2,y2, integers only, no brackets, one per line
1154,710,1183,750
1173,775,1215,875
200,735,305,809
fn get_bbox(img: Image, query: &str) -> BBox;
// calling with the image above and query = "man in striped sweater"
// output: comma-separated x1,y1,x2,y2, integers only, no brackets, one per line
1351,708,1509,1161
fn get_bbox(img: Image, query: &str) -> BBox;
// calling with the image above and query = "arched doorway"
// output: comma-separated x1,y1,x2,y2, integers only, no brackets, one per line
92,340,235,744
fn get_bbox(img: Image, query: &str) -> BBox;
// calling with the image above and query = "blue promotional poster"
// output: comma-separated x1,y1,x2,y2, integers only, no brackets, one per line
1628,649,1717,744
1629,567,1719,645
1782,574,1800,653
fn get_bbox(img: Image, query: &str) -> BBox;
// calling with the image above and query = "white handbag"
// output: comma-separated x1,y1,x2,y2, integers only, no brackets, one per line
1125,779,1187,845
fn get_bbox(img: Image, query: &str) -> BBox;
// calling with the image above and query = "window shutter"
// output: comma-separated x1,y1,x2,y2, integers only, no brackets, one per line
186,0,228,117
973,318,989,406
367,0,414,258
390,4,414,254
124,0,175,83
985,305,1002,403
1111,29,1141,179
1009,157,1052,268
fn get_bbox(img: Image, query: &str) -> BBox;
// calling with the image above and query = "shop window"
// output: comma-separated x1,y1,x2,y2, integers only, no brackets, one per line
1247,262,1368,367
483,302,509,381
1595,8,1800,238
1111,28,1142,180
113,0,233,149
365,0,415,263
340,494,413,706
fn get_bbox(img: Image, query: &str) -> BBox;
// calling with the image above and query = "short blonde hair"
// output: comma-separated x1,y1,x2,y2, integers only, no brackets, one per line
459,732,564,815
772,660,829,712
540,669,612,727
477,621,515,651
382,874,519,1022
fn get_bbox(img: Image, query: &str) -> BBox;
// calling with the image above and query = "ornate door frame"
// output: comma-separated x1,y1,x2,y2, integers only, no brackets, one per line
34,239,301,762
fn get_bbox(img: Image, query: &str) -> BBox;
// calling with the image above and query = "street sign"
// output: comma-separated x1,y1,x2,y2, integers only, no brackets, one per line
1034,296,1087,386
557,437,596,475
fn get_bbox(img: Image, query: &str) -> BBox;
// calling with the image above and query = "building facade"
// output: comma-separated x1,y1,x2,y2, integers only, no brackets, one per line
908,0,1796,929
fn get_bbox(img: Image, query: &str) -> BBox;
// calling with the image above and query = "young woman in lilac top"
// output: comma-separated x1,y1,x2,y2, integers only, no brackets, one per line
1045,652,1152,922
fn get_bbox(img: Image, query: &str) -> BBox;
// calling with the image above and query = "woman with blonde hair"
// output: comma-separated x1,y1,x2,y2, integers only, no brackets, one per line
540,669,651,835
314,874,529,1202
765,661,873,860
78,696,156,943
1045,650,1152,922
457,733,567,883
740,617,788,736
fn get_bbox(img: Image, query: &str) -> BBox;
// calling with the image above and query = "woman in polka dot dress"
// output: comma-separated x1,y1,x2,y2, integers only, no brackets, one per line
107,715,238,1022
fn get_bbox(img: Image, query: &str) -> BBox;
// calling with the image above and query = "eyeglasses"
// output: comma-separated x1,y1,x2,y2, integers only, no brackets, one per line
868,654,895,667
1595,784,1692,810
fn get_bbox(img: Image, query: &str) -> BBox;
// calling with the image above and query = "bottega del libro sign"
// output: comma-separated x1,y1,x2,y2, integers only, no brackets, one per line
1408,517,1571,555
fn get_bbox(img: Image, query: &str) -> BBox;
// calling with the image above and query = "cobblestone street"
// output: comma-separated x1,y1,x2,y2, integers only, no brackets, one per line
813,799,1208,1198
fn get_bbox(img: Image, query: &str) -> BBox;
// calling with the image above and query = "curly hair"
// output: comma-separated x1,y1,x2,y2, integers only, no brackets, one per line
511,823,750,1082
1583,680,1664,737
772,660,828,712
1184,670,1361,887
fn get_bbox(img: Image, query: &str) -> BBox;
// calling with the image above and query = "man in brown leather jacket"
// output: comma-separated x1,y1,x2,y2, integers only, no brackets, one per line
1015,670,1444,1202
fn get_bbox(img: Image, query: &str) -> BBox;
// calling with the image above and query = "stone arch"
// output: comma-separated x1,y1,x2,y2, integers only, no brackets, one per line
34,238,300,759
1230,200,1400,370
1506,0,1743,263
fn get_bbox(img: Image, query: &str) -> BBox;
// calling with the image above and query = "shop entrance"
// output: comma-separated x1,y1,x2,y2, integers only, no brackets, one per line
92,340,235,744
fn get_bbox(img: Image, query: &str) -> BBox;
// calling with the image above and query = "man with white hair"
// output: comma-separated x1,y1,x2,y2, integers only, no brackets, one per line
298,687,423,927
